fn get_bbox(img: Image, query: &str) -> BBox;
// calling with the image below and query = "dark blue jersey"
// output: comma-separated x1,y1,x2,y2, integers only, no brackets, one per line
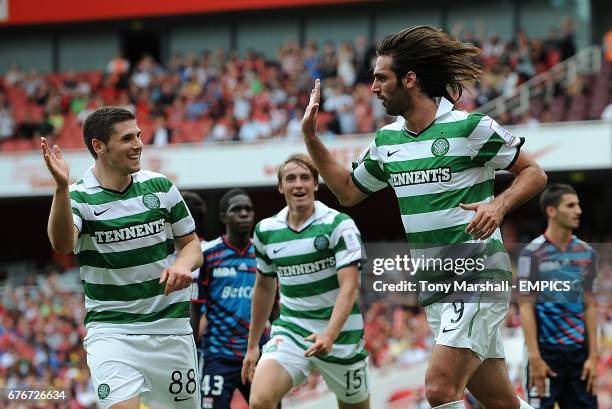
195,236,257,359
518,234,597,350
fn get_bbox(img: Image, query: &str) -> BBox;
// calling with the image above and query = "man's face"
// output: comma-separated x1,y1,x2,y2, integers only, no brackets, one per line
371,55,411,116
97,119,143,174
278,161,318,211
550,193,582,230
222,194,254,236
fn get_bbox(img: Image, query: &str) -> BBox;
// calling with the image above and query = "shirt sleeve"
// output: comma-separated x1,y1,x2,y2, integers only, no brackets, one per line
254,224,277,277
166,182,196,237
69,190,83,233
466,113,524,170
330,214,366,270
351,135,389,195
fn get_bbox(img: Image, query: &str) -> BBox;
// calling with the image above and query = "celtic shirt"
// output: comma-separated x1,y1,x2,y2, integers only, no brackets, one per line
254,201,367,364
70,167,195,337
352,98,523,305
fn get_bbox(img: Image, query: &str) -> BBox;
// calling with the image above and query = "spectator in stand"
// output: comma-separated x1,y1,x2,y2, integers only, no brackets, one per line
559,18,577,61
5,63,23,87
150,113,174,146
304,41,322,81
323,82,355,134
15,110,39,139
36,111,55,139
320,41,338,79
0,97,15,140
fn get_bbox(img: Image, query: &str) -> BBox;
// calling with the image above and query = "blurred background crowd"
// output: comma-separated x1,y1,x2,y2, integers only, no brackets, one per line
0,19,610,151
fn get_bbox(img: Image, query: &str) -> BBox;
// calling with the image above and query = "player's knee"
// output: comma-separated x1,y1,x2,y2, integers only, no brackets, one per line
425,380,463,407
249,391,279,409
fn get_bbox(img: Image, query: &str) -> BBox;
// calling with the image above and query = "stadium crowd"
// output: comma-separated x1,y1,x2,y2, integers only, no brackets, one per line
1,245,611,408
1,19,610,151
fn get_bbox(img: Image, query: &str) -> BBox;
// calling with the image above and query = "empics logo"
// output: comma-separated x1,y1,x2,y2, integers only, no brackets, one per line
389,167,451,187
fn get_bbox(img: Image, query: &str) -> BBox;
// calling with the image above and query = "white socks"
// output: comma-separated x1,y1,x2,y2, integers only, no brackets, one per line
432,401,466,409
518,396,535,409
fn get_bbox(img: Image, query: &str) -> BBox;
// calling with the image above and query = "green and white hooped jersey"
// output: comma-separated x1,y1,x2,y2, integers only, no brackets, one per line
352,98,523,305
70,167,195,337
254,201,367,364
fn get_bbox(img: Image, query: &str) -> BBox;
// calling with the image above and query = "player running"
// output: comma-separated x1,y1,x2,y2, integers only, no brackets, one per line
519,184,599,408
302,26,547,409
242,154,370,409
42,106,203,409
194,189,278,409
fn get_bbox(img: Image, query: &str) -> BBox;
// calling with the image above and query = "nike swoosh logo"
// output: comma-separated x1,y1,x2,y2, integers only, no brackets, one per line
387,149,400,157
273,246,286,254
442,326,458,333
174,396,193,402
346,391,360,397
93,208,110,216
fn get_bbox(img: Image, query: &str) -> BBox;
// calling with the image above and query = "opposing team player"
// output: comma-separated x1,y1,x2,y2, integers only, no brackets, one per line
42,106,203,409
302,27,547,409
195,189,278,409
242,154,370,409
519,184,599,408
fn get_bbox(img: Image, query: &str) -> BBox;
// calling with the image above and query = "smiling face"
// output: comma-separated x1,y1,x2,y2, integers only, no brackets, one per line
278,161,318,213
94,119,143,175
548,193,582,230
371,55,413,116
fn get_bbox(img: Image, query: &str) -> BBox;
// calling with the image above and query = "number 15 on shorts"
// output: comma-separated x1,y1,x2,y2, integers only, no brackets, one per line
344,368,366,397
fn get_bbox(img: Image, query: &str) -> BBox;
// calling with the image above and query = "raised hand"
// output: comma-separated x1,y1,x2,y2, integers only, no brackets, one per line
41,137,70,188
301,79,320,138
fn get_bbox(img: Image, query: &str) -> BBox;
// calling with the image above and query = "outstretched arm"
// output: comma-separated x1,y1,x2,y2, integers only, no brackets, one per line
302,79,368,207
42,137,77,254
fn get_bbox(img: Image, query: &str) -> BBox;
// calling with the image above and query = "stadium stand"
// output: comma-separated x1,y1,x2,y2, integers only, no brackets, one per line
0,20,609,152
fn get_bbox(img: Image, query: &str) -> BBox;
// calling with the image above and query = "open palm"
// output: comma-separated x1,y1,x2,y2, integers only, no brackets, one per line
41,137,70,188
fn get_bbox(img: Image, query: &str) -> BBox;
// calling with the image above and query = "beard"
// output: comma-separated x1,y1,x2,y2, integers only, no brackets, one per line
382,87,411,116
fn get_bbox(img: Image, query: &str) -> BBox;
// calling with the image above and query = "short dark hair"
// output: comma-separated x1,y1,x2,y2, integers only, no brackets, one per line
376,25,482,102
277,153,319,186
219,189,250,213
539,183,577,216
181,191,207,233
83,106,136,158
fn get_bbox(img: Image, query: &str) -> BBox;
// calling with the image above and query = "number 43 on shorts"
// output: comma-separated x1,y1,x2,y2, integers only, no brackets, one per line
201,374,224,396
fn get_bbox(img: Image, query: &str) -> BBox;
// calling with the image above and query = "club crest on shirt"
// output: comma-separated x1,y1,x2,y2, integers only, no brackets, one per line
314,235,330,251
431,137,450,157
98,383,110,399
142,193,160,209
